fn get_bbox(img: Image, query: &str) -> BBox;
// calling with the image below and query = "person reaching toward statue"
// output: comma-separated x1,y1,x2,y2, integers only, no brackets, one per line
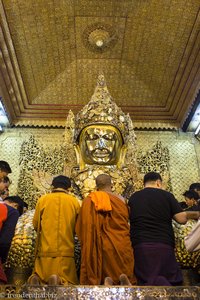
28,175,80,286
128,171,199,286
76,174,137,286
189,183,200,205
184,215,200,253
183,190,200,211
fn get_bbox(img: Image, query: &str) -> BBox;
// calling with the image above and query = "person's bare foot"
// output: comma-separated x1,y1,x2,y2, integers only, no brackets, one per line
119,274,131,286
104,277,114,286
47,274,61,286
27,274,40,285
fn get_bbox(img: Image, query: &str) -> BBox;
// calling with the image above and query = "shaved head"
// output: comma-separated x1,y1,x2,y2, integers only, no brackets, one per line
96,174,112,190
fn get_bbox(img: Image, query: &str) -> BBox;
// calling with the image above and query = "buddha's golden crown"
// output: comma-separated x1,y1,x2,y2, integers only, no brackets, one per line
74,74,132,143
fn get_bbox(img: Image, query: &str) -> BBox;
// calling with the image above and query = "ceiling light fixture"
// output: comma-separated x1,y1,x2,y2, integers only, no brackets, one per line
83,23,118,53
88,28,110,49
96,39,104,47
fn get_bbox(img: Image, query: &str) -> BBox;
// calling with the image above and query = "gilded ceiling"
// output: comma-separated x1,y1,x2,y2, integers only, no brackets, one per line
0,0,199,129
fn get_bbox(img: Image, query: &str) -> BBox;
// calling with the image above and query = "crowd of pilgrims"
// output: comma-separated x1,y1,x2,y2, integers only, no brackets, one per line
0,160,200,286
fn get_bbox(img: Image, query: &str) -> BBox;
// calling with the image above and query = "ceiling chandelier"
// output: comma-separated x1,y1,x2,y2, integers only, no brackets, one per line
83,23,118,52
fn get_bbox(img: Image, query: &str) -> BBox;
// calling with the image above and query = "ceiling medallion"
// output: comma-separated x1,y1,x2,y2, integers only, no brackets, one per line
83,23,118,52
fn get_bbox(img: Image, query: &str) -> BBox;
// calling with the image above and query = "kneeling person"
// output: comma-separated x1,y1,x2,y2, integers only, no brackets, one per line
76,174,136,285
28,175,80,285
128,172,187,286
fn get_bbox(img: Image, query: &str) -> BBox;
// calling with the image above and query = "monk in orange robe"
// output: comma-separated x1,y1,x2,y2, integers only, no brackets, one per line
76,174,137,285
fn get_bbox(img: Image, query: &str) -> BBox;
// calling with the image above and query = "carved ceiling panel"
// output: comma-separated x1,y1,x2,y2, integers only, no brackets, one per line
0,0,199,129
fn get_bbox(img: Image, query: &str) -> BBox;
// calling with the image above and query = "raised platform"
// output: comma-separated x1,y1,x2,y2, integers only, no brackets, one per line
0,285,199,299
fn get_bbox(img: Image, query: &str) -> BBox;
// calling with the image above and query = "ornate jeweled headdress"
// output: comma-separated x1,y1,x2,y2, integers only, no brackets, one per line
74,74,131,143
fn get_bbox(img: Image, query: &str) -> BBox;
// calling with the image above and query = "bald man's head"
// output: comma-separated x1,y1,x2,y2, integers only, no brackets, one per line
96,174,112,190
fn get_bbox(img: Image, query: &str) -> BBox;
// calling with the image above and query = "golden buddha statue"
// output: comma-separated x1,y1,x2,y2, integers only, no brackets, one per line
64,74,138,198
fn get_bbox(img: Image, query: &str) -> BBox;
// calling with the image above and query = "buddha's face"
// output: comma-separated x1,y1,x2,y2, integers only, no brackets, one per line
79,125,123,165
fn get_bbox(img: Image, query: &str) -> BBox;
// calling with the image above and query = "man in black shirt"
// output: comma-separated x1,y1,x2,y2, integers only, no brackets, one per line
128,172,188,286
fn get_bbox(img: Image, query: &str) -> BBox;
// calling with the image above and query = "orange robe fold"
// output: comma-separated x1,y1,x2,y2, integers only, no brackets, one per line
76,191,137,285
